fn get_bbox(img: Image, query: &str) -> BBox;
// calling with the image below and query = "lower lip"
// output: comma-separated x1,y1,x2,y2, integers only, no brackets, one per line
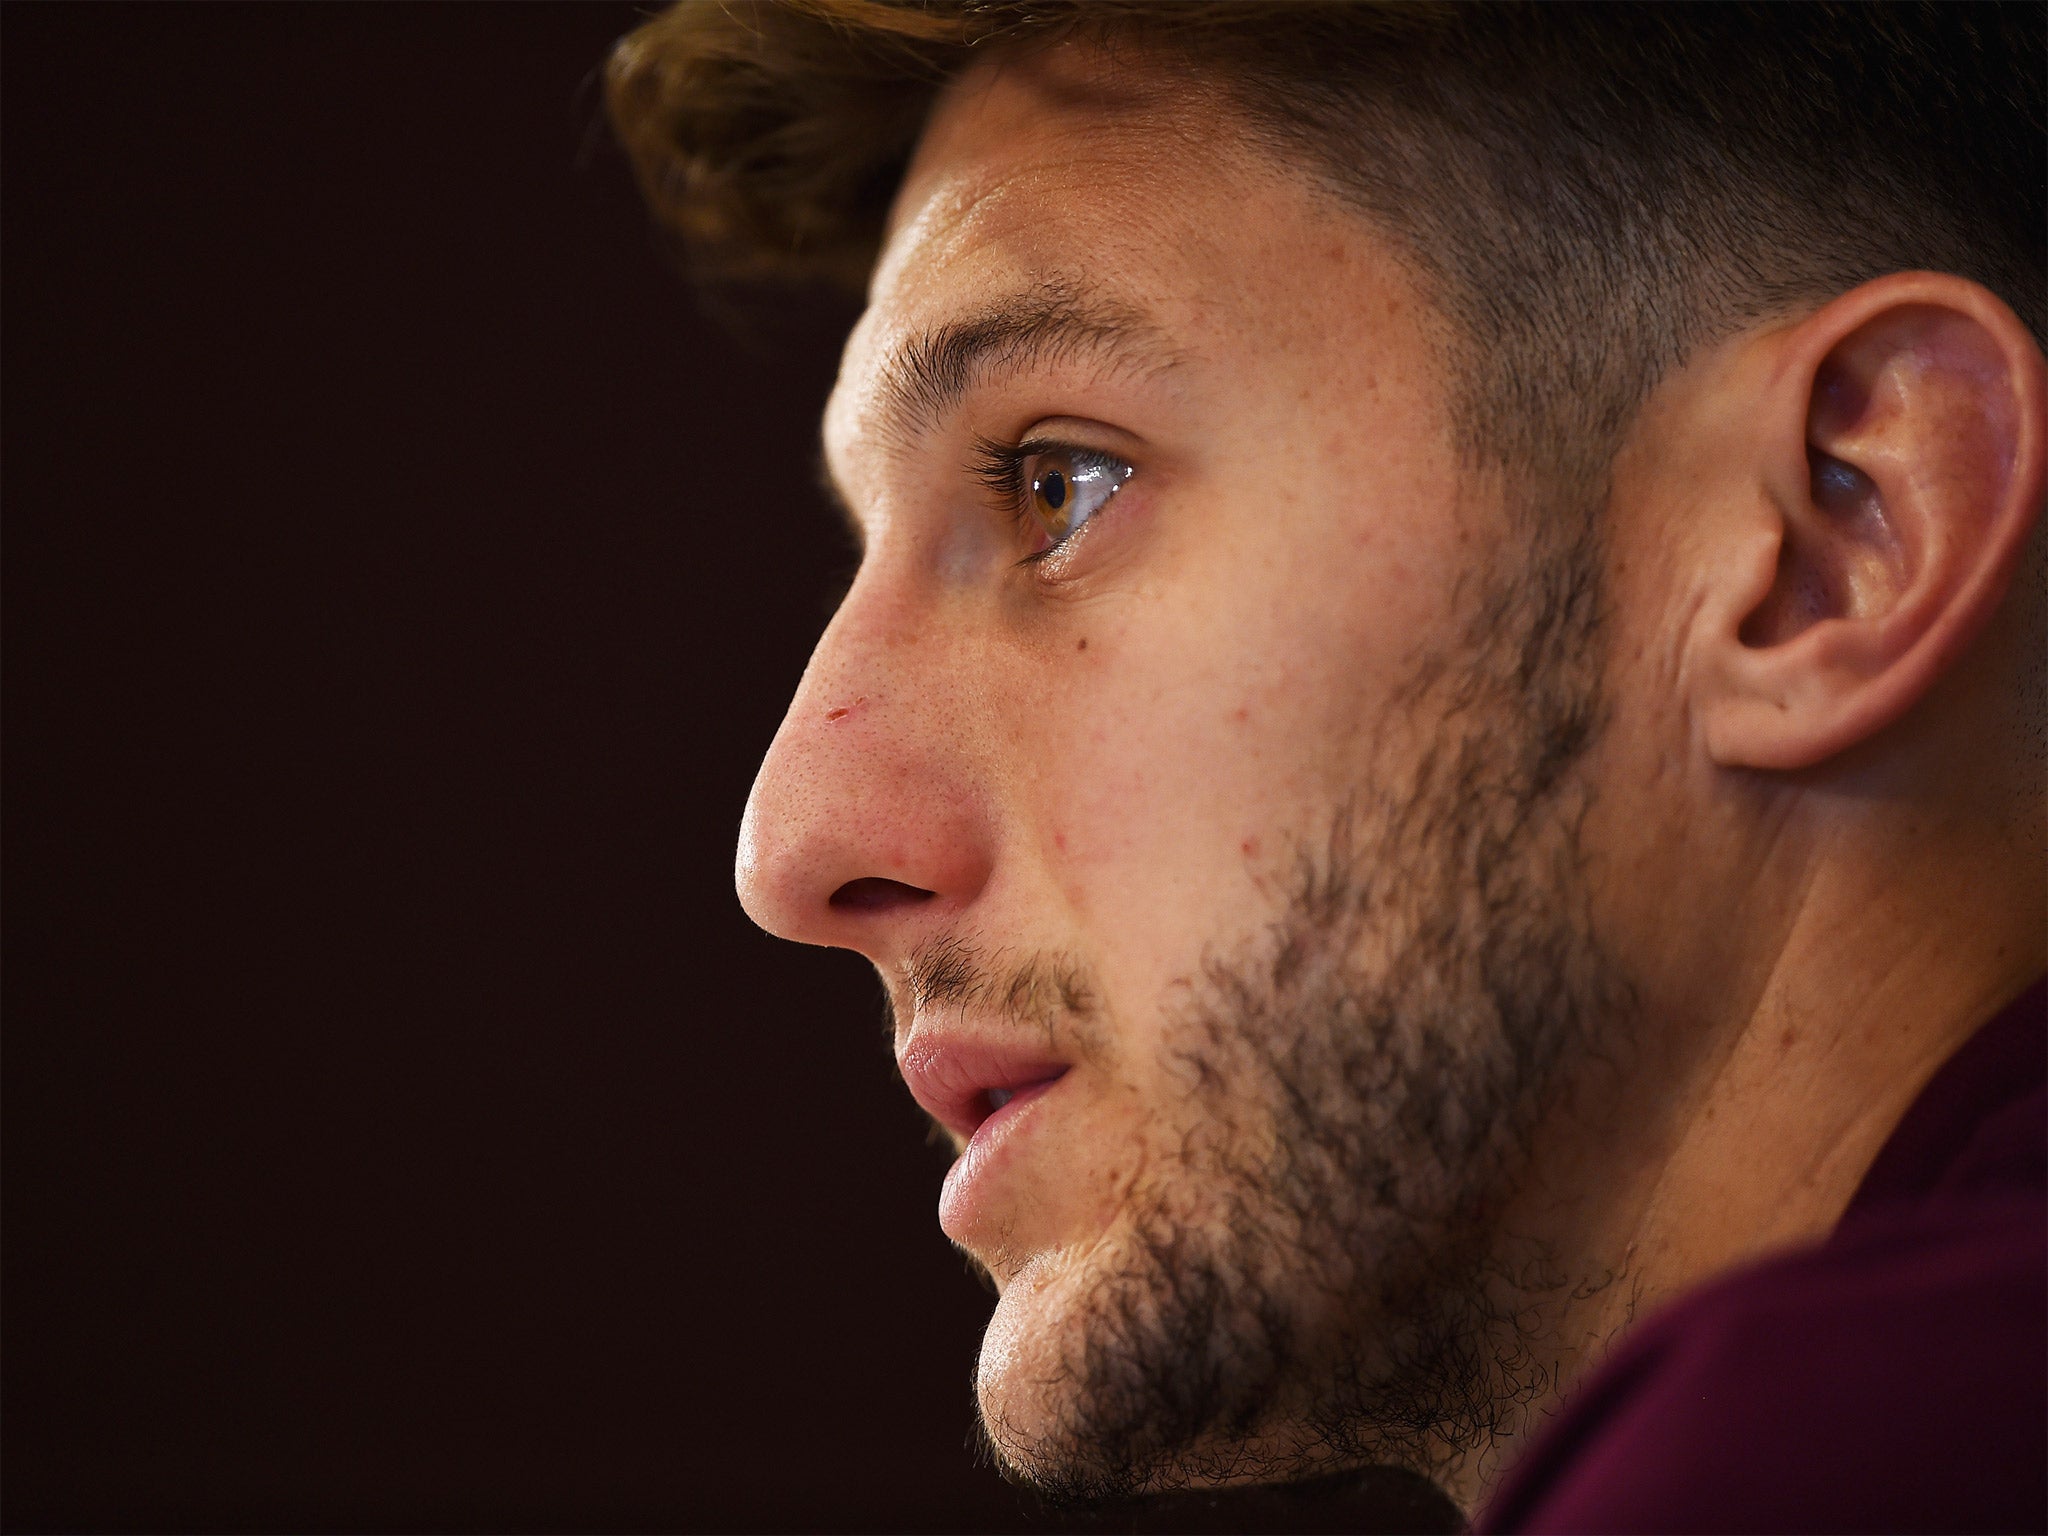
938,1071,1068,1238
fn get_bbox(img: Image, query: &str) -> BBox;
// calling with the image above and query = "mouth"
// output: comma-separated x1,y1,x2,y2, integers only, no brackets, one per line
896,1032,1071,1145
896,1030,1076,1239
971,1071,1066,1140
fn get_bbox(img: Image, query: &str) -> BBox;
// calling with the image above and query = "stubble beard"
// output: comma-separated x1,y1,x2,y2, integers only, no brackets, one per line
968,513,1632,1503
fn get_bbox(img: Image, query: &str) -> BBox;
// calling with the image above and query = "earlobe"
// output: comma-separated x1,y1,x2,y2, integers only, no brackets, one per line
1697,275,2046,772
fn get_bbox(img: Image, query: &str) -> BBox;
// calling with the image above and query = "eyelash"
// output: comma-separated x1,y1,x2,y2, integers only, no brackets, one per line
968,434,1119,564
970,432,1052,514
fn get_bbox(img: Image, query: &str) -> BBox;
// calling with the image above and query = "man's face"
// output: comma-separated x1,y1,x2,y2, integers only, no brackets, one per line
738,48,1624,1495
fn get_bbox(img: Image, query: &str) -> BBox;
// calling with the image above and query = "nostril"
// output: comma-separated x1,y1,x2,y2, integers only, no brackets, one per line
830,877,936,912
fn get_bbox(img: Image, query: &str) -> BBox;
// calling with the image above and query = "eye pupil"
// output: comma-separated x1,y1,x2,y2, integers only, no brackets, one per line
1039,470,1068,511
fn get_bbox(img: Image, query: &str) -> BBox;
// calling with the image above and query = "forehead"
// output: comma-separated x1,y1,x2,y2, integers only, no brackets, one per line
823,45,1437,481
876,45,1244,302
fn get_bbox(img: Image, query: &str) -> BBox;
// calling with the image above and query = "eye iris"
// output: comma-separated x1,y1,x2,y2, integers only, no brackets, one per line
1033,464,1072,536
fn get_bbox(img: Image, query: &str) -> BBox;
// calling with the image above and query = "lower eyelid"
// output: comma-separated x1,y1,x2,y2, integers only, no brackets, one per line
1027,485,1141,579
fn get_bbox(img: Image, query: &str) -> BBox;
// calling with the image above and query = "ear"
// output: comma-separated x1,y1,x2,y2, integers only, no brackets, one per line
1694,273,2047,772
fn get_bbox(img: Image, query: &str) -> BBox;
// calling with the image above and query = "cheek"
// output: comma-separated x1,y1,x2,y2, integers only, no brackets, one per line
1033,673,1271,918
993,409,1473,996
1010,620,1361,1017
1032,565,1426,855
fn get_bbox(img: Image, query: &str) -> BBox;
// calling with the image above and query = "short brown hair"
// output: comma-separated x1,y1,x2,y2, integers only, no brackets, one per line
605,1,2044,490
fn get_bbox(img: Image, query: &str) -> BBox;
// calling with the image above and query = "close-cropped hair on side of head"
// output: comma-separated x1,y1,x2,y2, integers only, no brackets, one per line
605,0,2046,503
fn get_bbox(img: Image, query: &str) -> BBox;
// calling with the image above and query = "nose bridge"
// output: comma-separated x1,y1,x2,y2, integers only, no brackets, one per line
735,573,994,951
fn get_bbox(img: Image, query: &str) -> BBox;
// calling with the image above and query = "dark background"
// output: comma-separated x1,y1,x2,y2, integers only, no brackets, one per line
3,4,1010,1529
3,8,1462,1534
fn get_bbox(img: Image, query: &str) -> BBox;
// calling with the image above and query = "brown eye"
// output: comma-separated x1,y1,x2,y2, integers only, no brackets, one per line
1031,455,1077,538
1026,448,1131,548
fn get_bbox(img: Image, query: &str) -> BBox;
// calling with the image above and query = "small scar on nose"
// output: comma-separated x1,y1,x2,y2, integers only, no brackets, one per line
825,696,868,722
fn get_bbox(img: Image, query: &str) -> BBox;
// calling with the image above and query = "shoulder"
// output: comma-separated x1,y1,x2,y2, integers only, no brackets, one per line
1481,1193,2047,1534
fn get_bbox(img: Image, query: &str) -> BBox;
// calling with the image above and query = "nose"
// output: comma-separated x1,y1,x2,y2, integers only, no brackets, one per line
735,591,994,961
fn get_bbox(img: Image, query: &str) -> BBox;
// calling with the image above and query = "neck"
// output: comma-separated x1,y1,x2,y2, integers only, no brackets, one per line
1448,778,2045,1512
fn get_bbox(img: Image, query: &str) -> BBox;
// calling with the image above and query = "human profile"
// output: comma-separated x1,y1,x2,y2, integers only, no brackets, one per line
608,4,2046,1527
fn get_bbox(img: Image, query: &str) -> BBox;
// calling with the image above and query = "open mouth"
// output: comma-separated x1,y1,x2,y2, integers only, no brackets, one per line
897,1032,1072,1143
973,1069,1067,1135
931,1061,1072,1238
898,1030,1078,1238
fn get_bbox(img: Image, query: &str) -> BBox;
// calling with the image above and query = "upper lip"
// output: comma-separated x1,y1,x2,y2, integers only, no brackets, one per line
896,1028,1070,1141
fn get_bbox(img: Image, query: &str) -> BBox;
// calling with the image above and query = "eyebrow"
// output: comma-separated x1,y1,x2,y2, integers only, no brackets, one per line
821,277,1184,538
880,278,1180,442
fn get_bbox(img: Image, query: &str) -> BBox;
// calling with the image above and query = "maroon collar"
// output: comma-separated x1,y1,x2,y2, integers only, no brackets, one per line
1843,975,2047,1221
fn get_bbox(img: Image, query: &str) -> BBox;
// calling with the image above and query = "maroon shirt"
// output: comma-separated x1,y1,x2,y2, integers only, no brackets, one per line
1479,978,2048,1535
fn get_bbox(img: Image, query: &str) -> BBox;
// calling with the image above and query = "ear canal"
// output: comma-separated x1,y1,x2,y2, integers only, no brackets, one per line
1738,450,1900,650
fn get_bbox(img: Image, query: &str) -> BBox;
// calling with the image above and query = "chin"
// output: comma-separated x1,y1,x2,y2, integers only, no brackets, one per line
967,1212,1259,1500
971,1239,1117,1488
